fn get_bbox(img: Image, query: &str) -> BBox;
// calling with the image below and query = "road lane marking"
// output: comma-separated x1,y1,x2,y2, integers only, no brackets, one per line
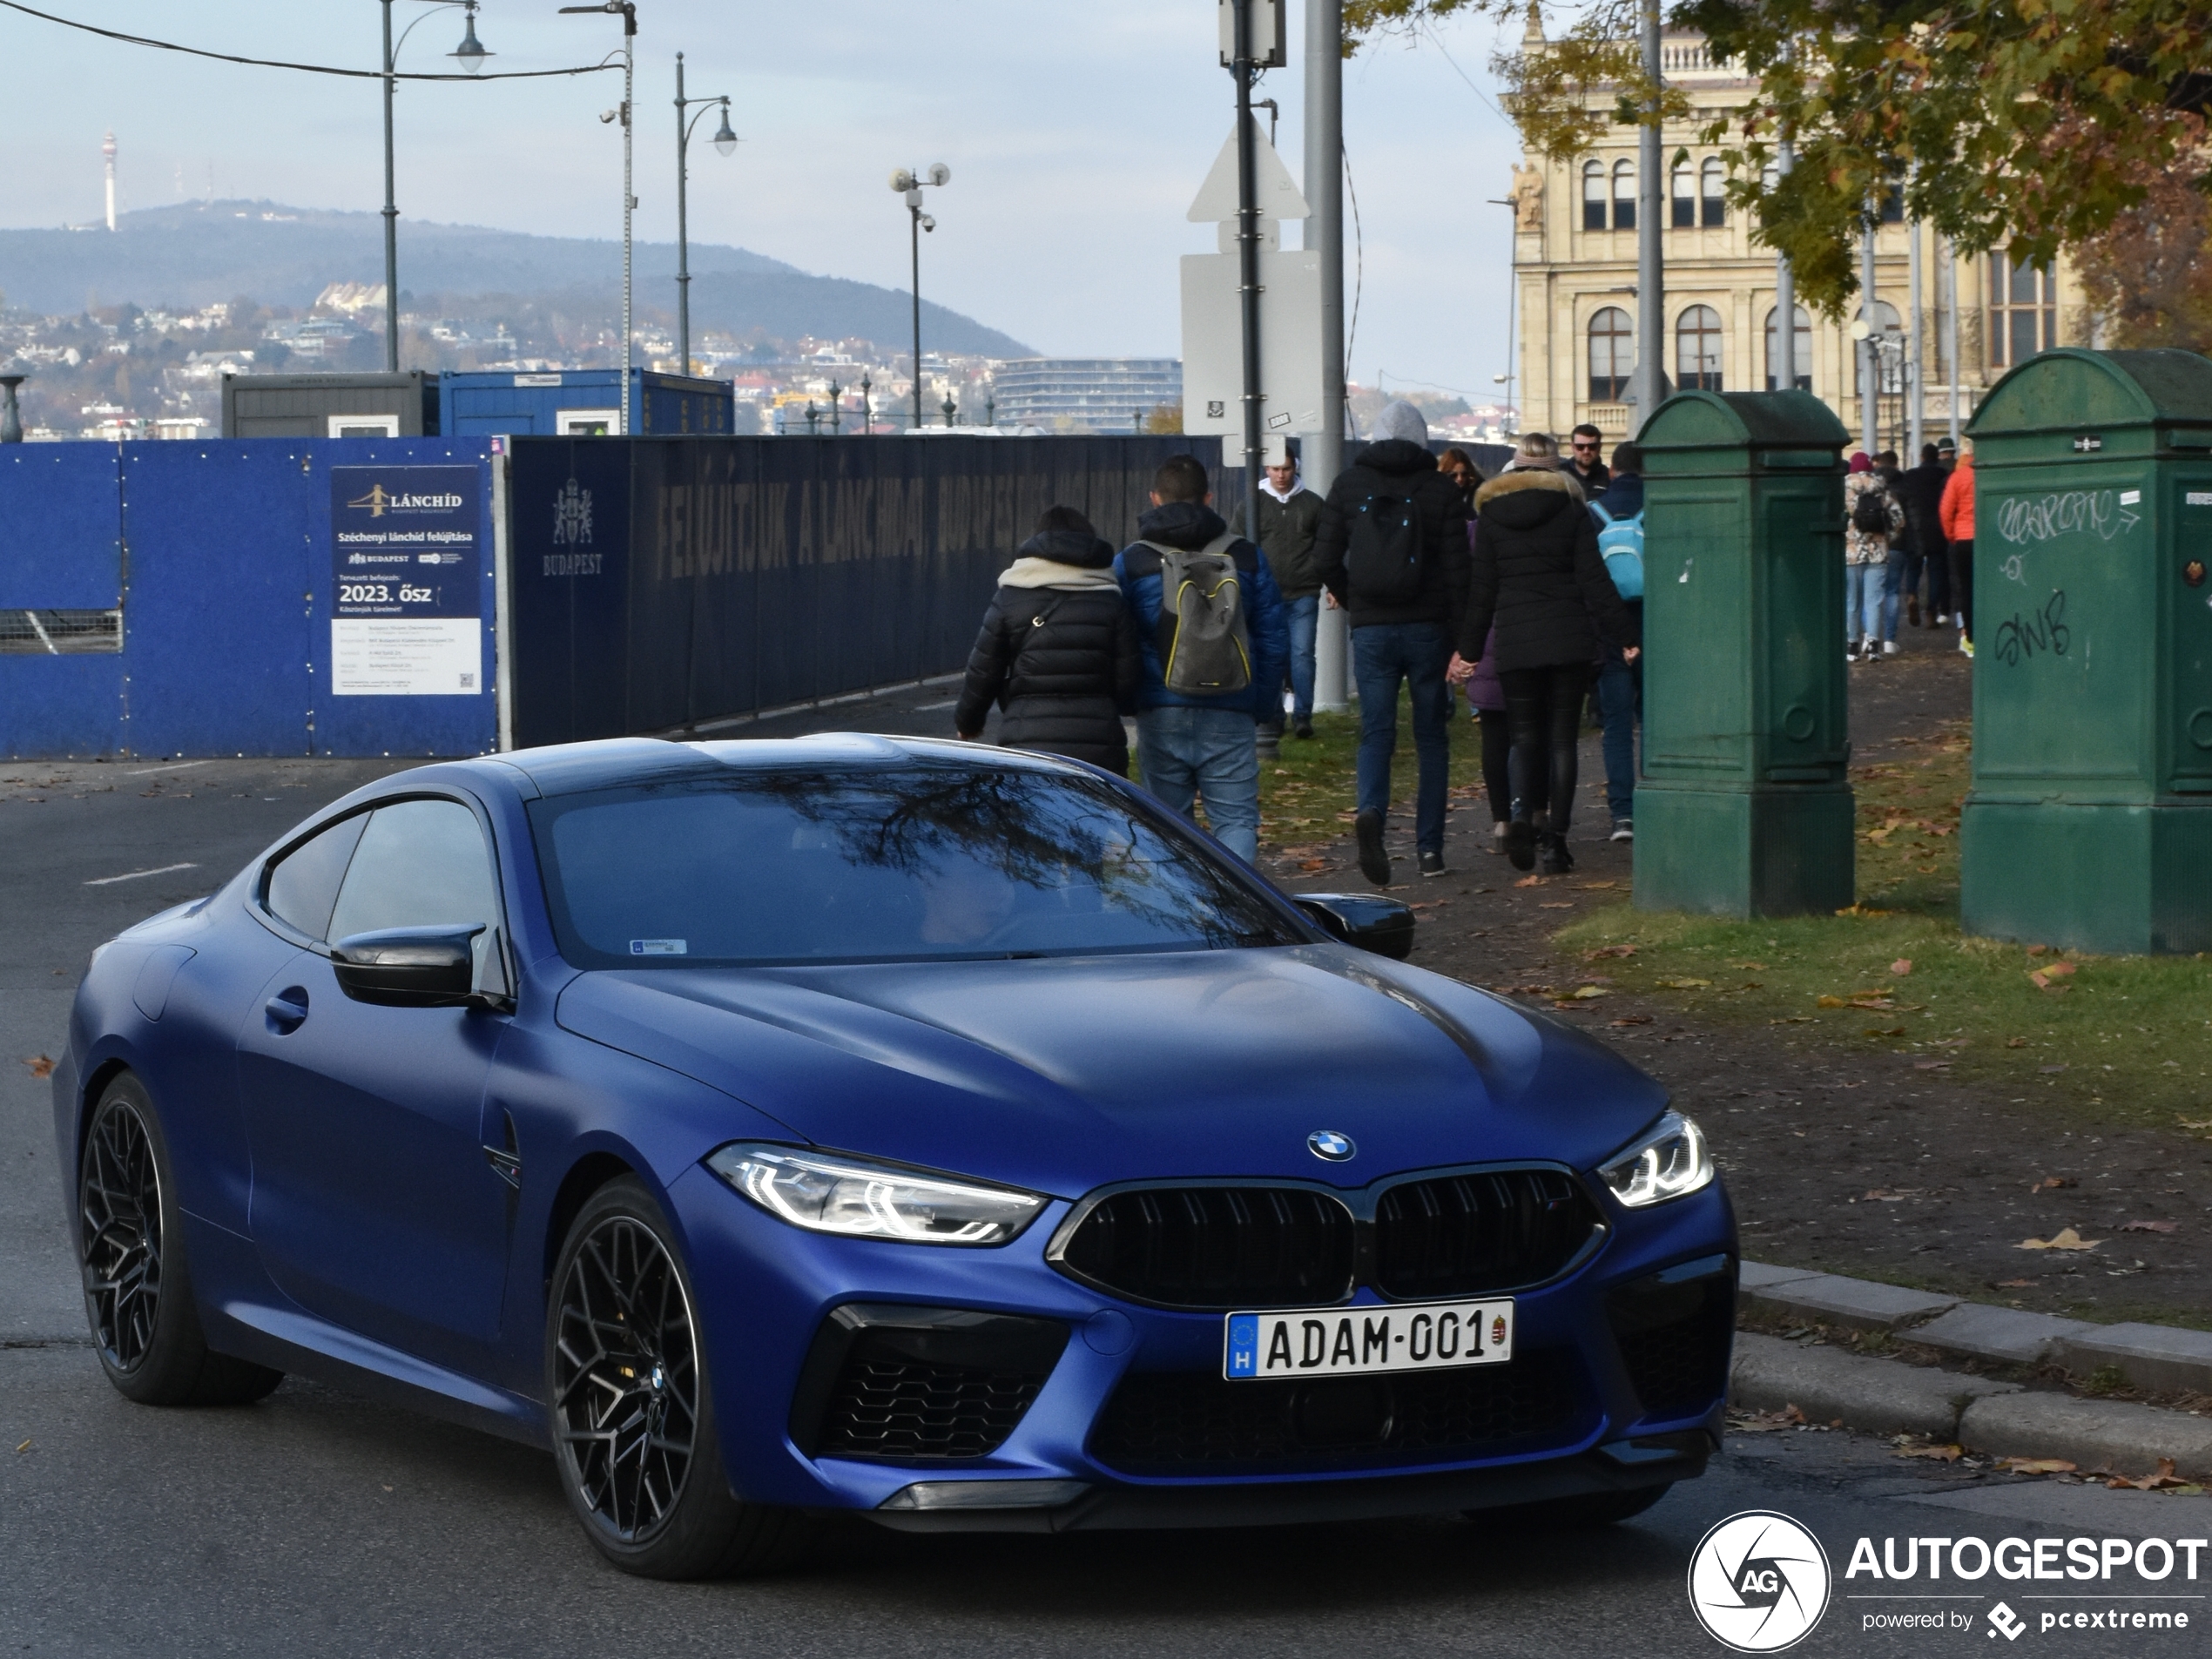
84,862,199,887
125,761,209,777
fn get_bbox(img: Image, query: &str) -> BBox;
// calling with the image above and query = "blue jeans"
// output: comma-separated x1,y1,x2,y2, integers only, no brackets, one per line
1352,621,1450,855
1136,705,1261,863
1597,654,1639,823
1844,563,1885,644
1879,550,1907,640
1285,593,1318,723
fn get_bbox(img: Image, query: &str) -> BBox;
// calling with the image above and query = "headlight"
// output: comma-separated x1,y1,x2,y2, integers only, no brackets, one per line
1597,1111,1715,1208
705,1143,1044,1247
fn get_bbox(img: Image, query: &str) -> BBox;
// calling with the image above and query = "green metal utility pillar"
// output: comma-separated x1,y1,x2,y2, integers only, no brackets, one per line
1961,347,2212,954
1634,390,1854,916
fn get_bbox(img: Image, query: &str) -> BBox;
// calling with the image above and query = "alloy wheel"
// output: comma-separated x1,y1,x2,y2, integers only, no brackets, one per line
80,1099,164,1372
550,1214,700,1543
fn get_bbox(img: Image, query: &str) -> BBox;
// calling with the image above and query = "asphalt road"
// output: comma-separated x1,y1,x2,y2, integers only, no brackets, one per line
3,704,2204,1658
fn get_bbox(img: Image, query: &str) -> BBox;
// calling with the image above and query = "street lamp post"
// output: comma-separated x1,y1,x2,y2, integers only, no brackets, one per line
888,164,949,429
828,379,842,434
381,0,490,374
860,374,873,434
672,51,736,379
563,3,638,434
0,374,25,444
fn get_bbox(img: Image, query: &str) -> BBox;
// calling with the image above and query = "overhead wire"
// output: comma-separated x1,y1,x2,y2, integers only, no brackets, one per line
0,0,617,79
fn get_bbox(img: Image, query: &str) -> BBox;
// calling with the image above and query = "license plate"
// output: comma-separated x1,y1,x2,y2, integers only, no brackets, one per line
1223,1300,1514,1380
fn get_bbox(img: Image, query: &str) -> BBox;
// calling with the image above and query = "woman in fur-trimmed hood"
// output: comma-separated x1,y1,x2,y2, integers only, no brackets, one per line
1449,443,1639,874
955,505,1141,773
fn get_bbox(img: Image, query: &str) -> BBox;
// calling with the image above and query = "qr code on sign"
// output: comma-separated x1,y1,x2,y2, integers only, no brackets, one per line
460,672,477,690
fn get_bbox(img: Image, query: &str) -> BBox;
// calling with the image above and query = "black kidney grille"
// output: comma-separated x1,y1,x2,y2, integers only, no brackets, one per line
1372,1170,1600,1300
1057,1186,1357,1310
816,1352,1049,1460
1090,1349,1579,1474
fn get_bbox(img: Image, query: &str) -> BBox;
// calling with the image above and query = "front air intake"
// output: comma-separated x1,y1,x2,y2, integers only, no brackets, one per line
1052,1186,1358,1311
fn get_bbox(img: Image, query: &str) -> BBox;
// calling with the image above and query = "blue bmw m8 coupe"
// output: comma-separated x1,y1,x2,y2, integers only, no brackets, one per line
55,734,1735,1577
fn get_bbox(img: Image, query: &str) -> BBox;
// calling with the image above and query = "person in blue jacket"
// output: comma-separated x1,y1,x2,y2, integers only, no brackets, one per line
1113,453,1288,864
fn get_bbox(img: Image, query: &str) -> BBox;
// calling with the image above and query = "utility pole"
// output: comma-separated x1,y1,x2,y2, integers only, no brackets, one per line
1629,0,1664,435
1858,213,1878,455
1230,0,1263,546
673,53,736,380
1305,0,1349,713
1772,135,1796,392
564,3,639,432
381,2,399,372
1942,235,1961,446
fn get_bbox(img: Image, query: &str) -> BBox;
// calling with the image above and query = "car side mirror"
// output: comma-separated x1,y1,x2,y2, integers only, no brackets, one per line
331,926,487,1008
1293,894,1415,961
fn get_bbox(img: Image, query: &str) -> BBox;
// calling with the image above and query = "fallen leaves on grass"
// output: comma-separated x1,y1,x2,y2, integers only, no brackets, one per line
1892,1441,1964,1462
1730,1405,1810,1433
1864,1026,1906,1037
1297,859,1327,873
2028,961,2079,991
2121,1219,2180,1234
1891,958,1913,975
2018,1228,2101,1251
1659,977,1713,989
2176,1116,2212,1135
1913,1060,1952,1070
1566,985,1608,1000
1997,1457,2079,1475
2031,1176,2077,1190
24,1055,52,1079
1609,1015,1653,1027
1570,880,1618,891
2026,944,2049,957
1994,1278,2036,1288
1584,944,1637,960
1834,904,1892,917
2006,1036,2028,1048
2039,1064,2069,1075
1538,901,1575,910
1513,874,1543,889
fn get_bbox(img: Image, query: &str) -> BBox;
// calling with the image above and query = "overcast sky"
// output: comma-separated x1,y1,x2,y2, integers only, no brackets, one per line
2,1,1526,404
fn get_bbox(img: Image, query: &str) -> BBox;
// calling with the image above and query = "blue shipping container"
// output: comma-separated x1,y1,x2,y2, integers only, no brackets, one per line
439,368,734,438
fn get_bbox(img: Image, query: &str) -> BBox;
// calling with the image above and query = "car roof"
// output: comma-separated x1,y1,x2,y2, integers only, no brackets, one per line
482,733,1084,798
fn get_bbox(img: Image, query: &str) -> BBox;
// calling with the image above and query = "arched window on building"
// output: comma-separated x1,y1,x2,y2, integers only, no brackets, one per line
1582,161,1607,232
1612,159,1637,231
1671,158,1695,228
1989,255,2057,368
1764,305,1812,392
1588,307,1633,403
1701,158,1727,227
1851,300,1904,394
1676,304,1723,392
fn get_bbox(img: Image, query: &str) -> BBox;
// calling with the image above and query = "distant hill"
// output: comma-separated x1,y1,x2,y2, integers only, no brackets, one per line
0,199,1033,356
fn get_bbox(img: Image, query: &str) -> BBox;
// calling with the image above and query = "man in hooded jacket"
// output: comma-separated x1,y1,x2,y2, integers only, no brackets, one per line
1309,399,1473,885
1113,454,1288,863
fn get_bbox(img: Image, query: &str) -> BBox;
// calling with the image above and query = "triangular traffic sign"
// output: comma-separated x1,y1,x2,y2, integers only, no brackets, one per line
1186,116,1310,222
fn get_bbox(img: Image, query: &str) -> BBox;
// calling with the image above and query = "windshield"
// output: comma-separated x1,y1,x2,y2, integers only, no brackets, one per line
527,763,1306,968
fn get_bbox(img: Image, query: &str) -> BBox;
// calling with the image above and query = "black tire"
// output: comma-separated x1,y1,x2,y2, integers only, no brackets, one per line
1466,1481,1671,1533
545,1177,811,1579
78,1072,285,1407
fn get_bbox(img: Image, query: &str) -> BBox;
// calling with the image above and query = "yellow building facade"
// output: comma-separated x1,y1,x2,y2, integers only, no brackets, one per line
1509,25,2093,449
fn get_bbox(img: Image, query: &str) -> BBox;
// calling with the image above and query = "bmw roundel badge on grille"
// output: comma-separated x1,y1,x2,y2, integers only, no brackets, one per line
1307,1130,1355,1161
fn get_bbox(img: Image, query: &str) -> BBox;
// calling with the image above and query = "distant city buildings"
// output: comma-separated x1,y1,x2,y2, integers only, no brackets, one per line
990,358,1182,433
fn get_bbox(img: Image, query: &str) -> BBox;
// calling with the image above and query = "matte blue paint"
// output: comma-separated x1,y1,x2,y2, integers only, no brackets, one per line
55,737,1737,1522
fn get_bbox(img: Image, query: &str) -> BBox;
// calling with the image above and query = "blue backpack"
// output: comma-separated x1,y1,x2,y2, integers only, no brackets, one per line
1589,501,1645,601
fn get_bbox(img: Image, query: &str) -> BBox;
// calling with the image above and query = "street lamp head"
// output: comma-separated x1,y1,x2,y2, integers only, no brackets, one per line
889,169,915,192
450,3,490,73
712,103,738,156
1850,319,1872,341
927,163,950,186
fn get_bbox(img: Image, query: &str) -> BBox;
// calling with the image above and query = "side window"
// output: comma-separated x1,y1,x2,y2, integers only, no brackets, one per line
264,813,370,941
327,799,506,989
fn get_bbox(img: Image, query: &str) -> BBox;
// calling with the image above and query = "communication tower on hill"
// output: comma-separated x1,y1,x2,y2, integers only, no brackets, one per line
103,131,117,232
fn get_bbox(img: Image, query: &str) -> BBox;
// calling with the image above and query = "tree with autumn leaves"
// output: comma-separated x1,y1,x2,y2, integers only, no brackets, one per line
1351,0,2212,347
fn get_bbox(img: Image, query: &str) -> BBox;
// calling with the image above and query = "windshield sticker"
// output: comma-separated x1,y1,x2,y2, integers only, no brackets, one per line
630,939,688,956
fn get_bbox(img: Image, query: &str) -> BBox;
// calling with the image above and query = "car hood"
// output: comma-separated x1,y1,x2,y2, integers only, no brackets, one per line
554,947,1669,1197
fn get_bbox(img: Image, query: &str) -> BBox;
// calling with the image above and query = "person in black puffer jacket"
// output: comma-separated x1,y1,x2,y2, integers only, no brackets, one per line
1451,440,1639,875
956,506,1140,773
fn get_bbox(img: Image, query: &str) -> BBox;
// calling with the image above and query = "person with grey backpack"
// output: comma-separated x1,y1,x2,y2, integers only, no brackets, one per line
1113,453,1288,862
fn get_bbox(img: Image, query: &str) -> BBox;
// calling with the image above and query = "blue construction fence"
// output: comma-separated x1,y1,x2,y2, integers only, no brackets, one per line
2,439,497,760
505,434,1222,746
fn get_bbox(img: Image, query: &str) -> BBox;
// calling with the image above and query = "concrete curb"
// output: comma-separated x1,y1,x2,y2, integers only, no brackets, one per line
1731,1333,2212,1477
1743,1257,2212,1396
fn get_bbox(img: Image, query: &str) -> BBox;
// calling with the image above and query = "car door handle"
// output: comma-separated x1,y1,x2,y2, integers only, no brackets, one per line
264,988,310,1035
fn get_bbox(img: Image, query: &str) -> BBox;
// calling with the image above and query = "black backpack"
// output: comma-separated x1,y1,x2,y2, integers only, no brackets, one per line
1345,493,1423,604
1851,483,1893,535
